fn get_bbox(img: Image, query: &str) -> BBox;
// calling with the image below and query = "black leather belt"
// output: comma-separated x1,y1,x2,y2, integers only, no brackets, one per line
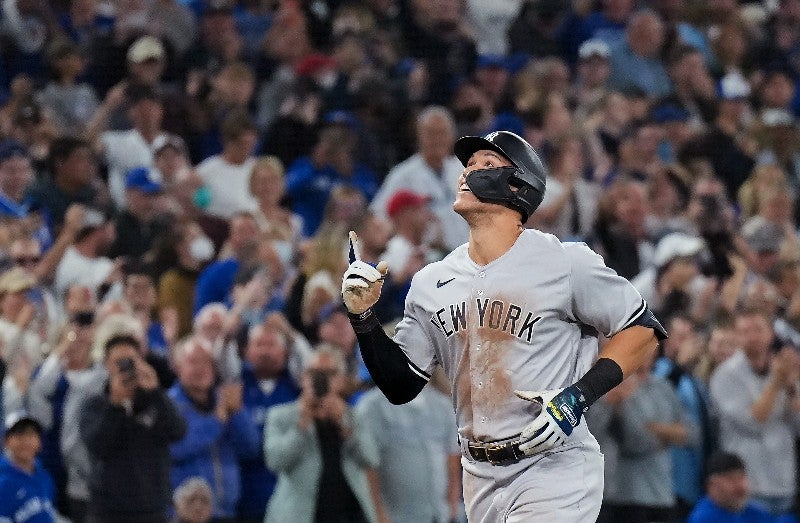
467,436,524,465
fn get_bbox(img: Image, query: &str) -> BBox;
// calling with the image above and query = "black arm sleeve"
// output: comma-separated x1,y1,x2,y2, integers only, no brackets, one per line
349,309,427,405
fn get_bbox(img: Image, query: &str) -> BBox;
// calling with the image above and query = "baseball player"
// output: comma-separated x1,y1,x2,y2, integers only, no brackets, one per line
342,131,667,522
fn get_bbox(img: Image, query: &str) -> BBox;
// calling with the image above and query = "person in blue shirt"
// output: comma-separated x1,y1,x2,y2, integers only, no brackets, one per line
286,117,378,237
0,412,56,523
237,320,301,522
193,213,259,314
688,452,799,523
169,336,260,521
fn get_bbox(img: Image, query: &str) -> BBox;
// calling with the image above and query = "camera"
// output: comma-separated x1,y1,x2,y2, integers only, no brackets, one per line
310,370,329,398
72,311,95,327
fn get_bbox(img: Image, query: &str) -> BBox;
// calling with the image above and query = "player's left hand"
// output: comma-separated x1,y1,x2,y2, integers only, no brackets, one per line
514,385,588,456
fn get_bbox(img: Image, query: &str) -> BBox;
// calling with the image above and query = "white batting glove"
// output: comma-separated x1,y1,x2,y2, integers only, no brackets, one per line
515,385,587,456
342,231,389,314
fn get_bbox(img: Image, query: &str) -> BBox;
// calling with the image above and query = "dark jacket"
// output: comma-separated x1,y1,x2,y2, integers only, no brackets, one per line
80,386,186,518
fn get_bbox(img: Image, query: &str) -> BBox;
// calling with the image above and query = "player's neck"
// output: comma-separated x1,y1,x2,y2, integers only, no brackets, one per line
468,220,524,266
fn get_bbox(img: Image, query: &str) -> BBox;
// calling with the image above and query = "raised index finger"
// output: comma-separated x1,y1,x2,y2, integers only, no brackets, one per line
348,230,361,263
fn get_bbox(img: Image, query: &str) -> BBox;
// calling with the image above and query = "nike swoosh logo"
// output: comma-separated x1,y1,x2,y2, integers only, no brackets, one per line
436,278,455,288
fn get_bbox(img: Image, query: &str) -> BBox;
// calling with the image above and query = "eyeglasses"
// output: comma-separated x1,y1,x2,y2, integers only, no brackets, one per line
13,256,40,266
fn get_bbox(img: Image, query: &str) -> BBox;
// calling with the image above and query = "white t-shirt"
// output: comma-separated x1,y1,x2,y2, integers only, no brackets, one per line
102,129,166,208
196,155,258,219
54,246,116,298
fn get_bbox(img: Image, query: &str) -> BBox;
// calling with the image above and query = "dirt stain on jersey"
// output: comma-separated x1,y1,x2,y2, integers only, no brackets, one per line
473,326,514,417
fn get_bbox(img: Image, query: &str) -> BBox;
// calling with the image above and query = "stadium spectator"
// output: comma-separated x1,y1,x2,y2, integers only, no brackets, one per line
264,347,379,523
172,477,213,523
108,167,168,259
195,110,258,220
356,368,462,523
88,84,168,208
26,137,105,232
286,116,378,237
237,321,300,522
0,411,56,523
710,308,800,516
27,316,97,515
79,334,186,523
688,452,799,523
168,336,260,521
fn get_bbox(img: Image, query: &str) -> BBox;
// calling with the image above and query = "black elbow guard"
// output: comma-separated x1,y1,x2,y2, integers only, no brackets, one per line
625,304,668,340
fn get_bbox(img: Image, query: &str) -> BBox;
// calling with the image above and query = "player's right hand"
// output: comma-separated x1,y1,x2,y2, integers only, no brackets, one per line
342,231,389,314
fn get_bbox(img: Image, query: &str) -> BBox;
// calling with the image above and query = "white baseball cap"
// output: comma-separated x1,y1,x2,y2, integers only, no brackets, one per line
654,232,705,268
127,36,165,64
578,39,610,60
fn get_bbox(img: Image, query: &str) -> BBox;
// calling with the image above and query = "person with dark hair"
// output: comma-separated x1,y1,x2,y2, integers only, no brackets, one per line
195,109,259,220
26,136,104,232
687,452,798,523
0,412,57,522
79,334,186,523
108,166,168,259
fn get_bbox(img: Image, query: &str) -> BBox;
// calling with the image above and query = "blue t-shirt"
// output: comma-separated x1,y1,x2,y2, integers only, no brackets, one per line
0,456,56,523
688,497,798,523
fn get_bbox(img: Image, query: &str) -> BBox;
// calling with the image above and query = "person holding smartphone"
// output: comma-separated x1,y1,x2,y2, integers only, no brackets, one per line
78,334,186,523
263,347,380,523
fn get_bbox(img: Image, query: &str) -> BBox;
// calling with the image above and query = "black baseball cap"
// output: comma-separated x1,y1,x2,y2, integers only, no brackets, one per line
705,452,745,478
4,411,42,436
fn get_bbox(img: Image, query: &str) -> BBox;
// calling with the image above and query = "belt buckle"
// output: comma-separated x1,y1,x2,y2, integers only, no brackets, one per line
486,442,506,465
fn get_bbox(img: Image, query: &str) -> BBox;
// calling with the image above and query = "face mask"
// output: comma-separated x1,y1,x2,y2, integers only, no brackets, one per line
189,236,215,263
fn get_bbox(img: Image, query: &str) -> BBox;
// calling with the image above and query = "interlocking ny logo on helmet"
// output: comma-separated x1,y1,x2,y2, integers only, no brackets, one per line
453,131,548,222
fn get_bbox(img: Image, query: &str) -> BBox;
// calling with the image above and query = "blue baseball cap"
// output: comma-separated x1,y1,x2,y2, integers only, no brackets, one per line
0,139,29,164
651,104,690,124
125,166,162,194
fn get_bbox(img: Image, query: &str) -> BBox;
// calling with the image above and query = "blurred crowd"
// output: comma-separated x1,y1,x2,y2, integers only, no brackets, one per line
3,0,800,522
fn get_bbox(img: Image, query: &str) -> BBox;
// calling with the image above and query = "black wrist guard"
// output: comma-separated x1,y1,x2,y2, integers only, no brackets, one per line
347,308,381,333
574,357,624,407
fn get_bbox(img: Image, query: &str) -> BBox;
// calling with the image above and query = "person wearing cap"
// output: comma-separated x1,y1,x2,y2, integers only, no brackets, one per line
681,71,755,201
37,39,99,136
127,36,167,89
108,166,167,259
755,108,800,192
687,452,798,523
573,39,612,112
710,308,800,516
741,218,786,278
631,232,706,318
0,267,46,414
369,107,469,252
0,412,57,523
152,134,208,216
86,82,168,209
381,190,440,300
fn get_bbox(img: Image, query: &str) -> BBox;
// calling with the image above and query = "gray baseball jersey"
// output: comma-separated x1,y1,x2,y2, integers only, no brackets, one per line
394,229,646,443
